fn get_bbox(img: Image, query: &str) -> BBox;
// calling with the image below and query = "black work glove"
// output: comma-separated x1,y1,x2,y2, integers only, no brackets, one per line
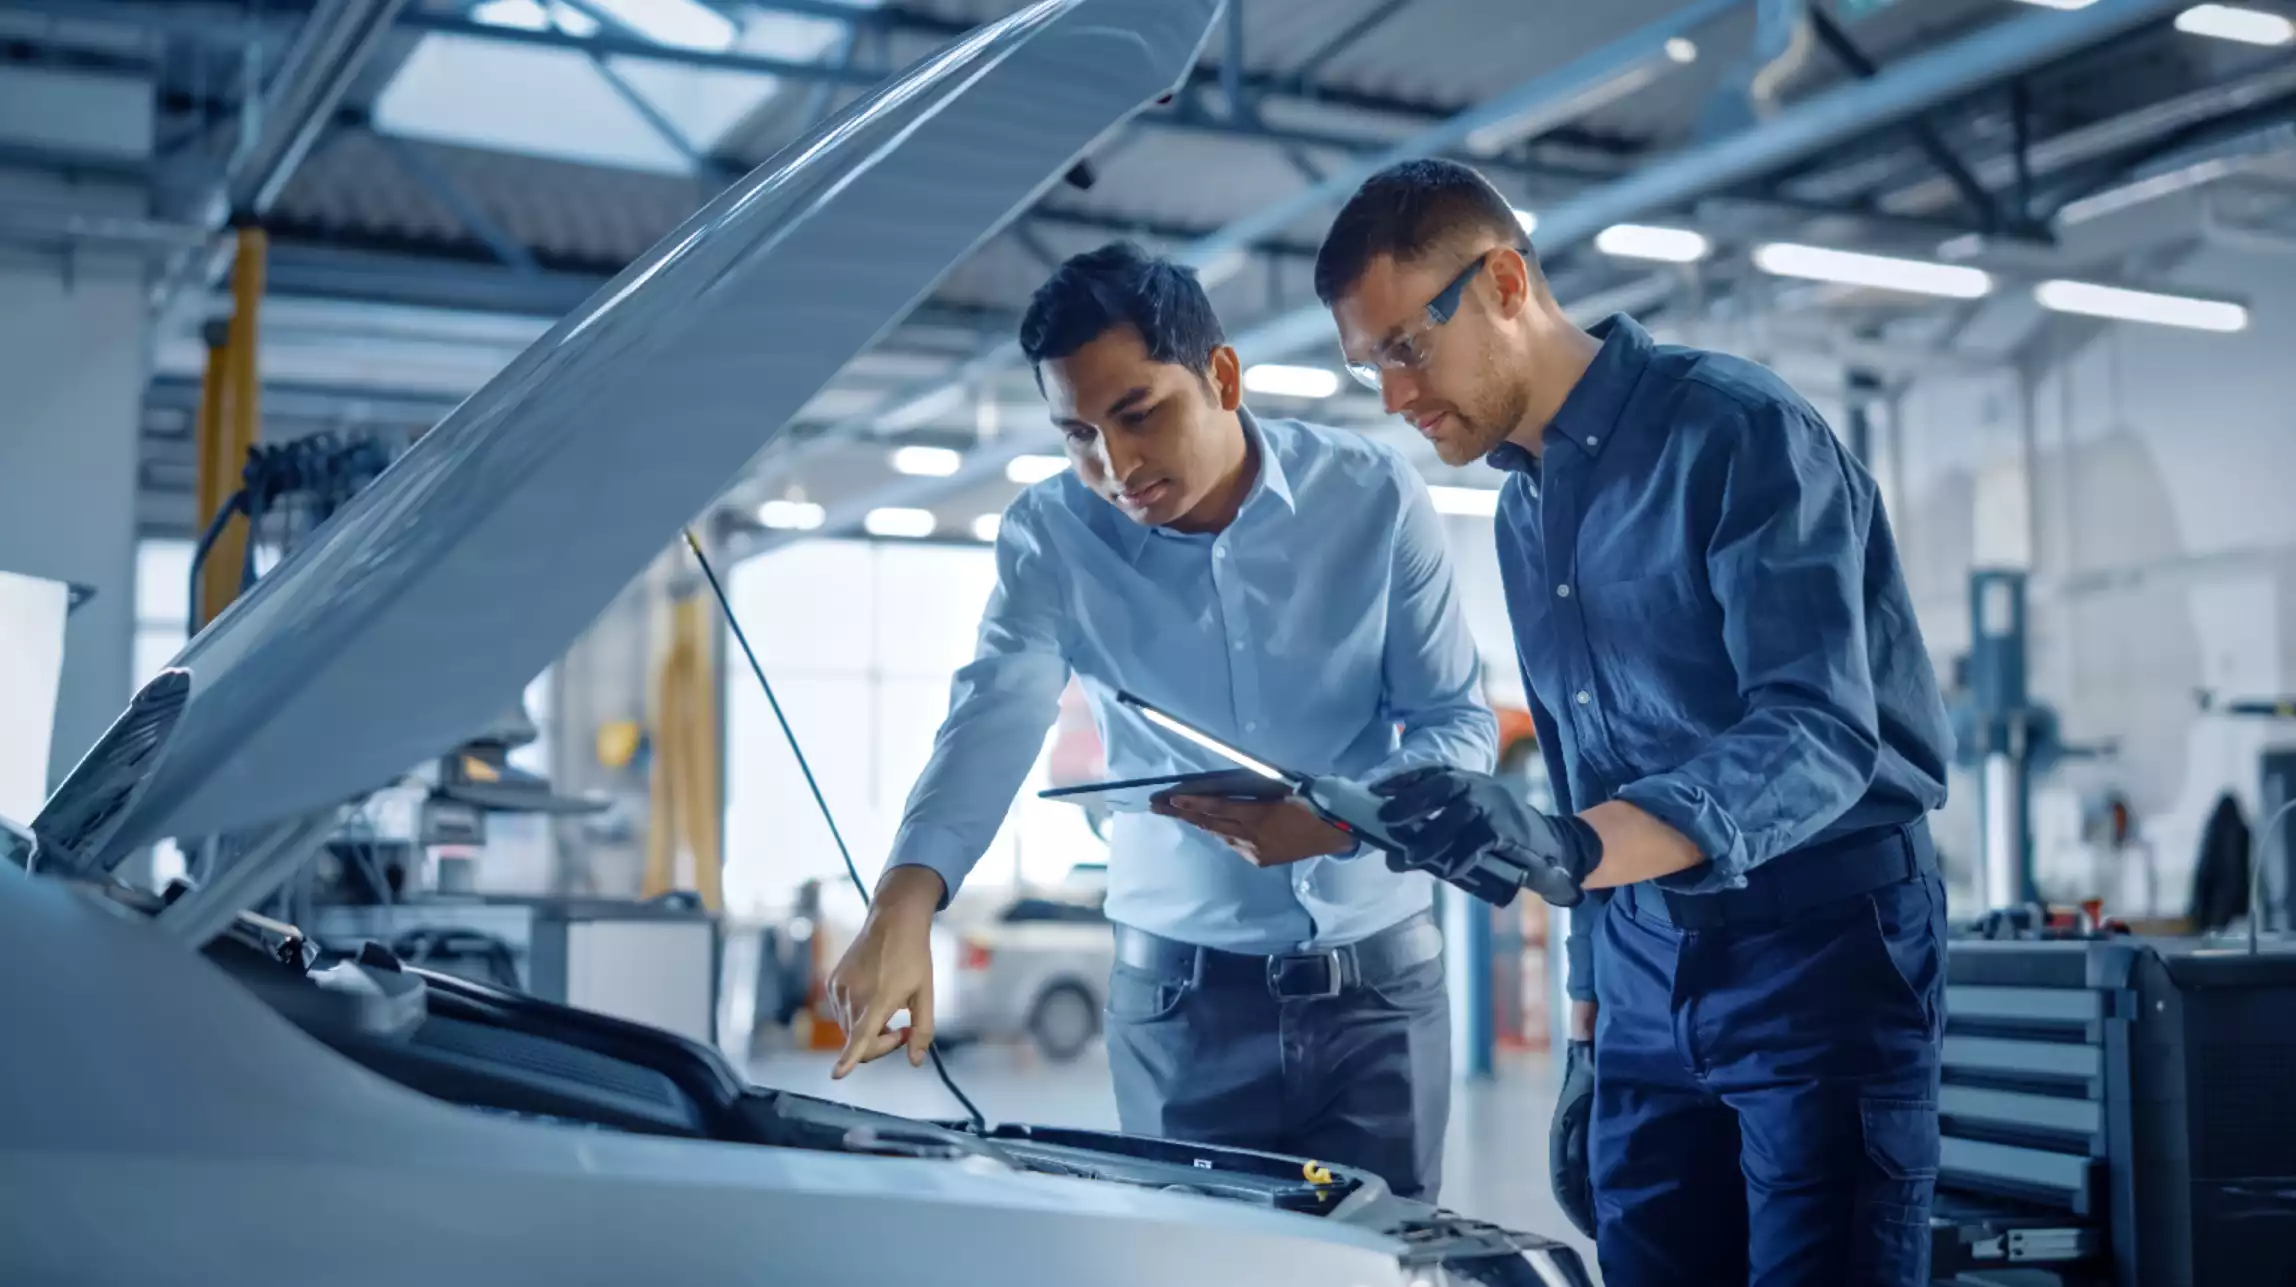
1550,1037,1596,1239
1368,766,1602,907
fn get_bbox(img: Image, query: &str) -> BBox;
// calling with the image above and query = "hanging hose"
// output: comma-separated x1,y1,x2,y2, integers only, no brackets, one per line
184,432,404,635
679,528,989,1134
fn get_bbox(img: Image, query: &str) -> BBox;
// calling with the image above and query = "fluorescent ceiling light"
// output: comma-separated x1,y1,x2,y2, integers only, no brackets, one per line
1006,454,1068,484
863,507,936,539
2175,3,2294,44
1195,249,1251,288
1242,364,1341,399
1514,208,1539,238
1427,485,1501,518
2008,0,2096,9
2033,279,2249,332
891,445,962,477
757,499,824,531
1665,37,1699,63
1751,242,1993,299
971,514,1002,543
1595,223,1710,263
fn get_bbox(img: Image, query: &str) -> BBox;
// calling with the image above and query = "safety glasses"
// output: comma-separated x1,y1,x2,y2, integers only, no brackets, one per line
1344,254,1487,392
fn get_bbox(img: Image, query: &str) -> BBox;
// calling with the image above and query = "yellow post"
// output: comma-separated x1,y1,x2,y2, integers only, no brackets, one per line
195,225,266,629
191,326,230,617
644,588,724,912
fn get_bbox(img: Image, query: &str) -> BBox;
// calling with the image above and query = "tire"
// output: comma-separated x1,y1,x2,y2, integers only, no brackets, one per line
1027,981,1100,1062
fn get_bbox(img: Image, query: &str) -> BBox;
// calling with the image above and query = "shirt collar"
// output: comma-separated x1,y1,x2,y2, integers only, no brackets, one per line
1480,312,1651,482
1109,407,1289,561
1549,312,1650,460
1238,407,1296,513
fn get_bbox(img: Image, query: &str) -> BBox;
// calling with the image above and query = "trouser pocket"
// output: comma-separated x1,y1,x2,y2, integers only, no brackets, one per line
1857,1096,1939,1286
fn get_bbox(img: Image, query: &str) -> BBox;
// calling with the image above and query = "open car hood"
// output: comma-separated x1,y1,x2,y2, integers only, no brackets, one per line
31,0,1218,885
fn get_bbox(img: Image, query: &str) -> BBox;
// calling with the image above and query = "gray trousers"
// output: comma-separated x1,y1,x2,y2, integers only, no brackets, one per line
1101,921,1452,1201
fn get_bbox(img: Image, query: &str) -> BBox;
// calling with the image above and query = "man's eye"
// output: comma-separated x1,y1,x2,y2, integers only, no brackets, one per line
1062,425,1095,444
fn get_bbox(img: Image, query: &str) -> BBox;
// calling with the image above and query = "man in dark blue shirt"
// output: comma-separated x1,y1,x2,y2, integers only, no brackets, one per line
1313,159,1954,1286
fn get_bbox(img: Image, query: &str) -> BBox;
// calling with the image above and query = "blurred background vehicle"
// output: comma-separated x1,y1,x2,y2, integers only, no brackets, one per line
935,882,1114,1062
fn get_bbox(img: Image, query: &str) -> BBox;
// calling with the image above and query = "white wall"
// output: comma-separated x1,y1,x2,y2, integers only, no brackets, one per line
1894,239,2296,913
0,242,148,792
0,70,152,798
721,539,1106,918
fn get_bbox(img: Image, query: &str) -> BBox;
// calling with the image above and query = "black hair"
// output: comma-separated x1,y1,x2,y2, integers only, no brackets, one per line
1313,158,1539,305
1018,240,1226,387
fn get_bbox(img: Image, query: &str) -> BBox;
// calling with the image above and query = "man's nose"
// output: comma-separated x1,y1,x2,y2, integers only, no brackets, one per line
1380,369,1419,416
1101,433,1144,483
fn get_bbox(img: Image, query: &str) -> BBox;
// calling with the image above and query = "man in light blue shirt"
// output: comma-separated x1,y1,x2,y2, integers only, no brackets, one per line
826,241,1495,1199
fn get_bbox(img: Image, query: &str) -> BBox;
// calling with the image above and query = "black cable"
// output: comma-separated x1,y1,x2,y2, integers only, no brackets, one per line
680,529,988,1134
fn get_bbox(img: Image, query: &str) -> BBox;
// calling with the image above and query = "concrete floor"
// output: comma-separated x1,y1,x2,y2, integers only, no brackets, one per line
751,1039,1598,1272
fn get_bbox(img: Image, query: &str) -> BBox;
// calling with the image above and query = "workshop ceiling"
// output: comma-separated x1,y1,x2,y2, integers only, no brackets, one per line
1,0,2291,547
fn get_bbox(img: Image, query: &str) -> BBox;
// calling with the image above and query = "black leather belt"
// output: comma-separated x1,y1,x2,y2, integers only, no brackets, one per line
1112,910,1443,1000
1624,817,1936,931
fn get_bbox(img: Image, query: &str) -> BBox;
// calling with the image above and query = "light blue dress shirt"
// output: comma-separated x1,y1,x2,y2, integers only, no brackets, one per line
889,409,1497,952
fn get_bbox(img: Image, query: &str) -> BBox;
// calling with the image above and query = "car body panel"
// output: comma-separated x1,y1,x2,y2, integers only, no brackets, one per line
0,863,1422,1287
43,0,1221,871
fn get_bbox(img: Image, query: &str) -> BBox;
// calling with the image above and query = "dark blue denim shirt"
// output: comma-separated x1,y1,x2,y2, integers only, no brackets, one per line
1491,315,1950,1001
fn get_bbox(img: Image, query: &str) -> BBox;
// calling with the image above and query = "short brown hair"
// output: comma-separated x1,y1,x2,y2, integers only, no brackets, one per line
1313,158,1539,304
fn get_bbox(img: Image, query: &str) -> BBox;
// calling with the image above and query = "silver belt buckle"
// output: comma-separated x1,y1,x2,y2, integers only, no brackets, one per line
1267,949,1345,998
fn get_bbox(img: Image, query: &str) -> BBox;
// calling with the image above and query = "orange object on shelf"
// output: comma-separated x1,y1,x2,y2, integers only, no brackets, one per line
802,926,846,1050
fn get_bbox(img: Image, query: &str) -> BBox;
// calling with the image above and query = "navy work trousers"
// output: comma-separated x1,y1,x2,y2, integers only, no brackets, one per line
1591,870,1948,1286
1102,931,1451,1201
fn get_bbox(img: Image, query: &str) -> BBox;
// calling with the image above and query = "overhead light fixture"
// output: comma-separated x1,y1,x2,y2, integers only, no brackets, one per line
757,499,825,531
864,507,937,539
1595,223,1711,263
1195,249,1251,288
1006,454,1068,484
891,445,962,477
1751,242,1994,299
1665,37,1699,62
2034,279,2249,332
1513,208,1539,238
971,514,1002,543
1242,364,1342,399
2008,0,2097,9
1427,485,1502,518
2175,3,2294,45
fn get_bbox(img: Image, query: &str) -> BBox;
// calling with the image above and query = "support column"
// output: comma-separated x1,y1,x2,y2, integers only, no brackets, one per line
0,207,150,794
0,64,155,798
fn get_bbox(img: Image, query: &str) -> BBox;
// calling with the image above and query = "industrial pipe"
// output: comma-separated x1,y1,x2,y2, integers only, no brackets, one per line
753,0,2186,556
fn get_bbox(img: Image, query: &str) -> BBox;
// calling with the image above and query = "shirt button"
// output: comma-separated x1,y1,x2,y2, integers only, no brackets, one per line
1586,435,1599,448
1556,584,1571,598
1232,641,1244,651
1246,721,1259,732
1215,548,1228,559
1576,690,1591,706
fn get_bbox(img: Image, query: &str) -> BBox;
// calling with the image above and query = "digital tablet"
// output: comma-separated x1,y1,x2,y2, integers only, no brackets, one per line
1038,768,1295,813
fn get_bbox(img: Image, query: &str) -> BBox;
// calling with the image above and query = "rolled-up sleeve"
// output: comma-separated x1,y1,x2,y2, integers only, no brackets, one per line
1342,456,1498,861
1613,400,1883,894
886,493,1073,905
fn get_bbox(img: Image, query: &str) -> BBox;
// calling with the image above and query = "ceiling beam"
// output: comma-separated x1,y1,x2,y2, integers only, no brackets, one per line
741,0,1753,556
752,0,2189,554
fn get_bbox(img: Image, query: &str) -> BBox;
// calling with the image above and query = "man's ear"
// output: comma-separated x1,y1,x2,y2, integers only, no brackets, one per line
1206,344,1244,412
1487,246,1538,321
